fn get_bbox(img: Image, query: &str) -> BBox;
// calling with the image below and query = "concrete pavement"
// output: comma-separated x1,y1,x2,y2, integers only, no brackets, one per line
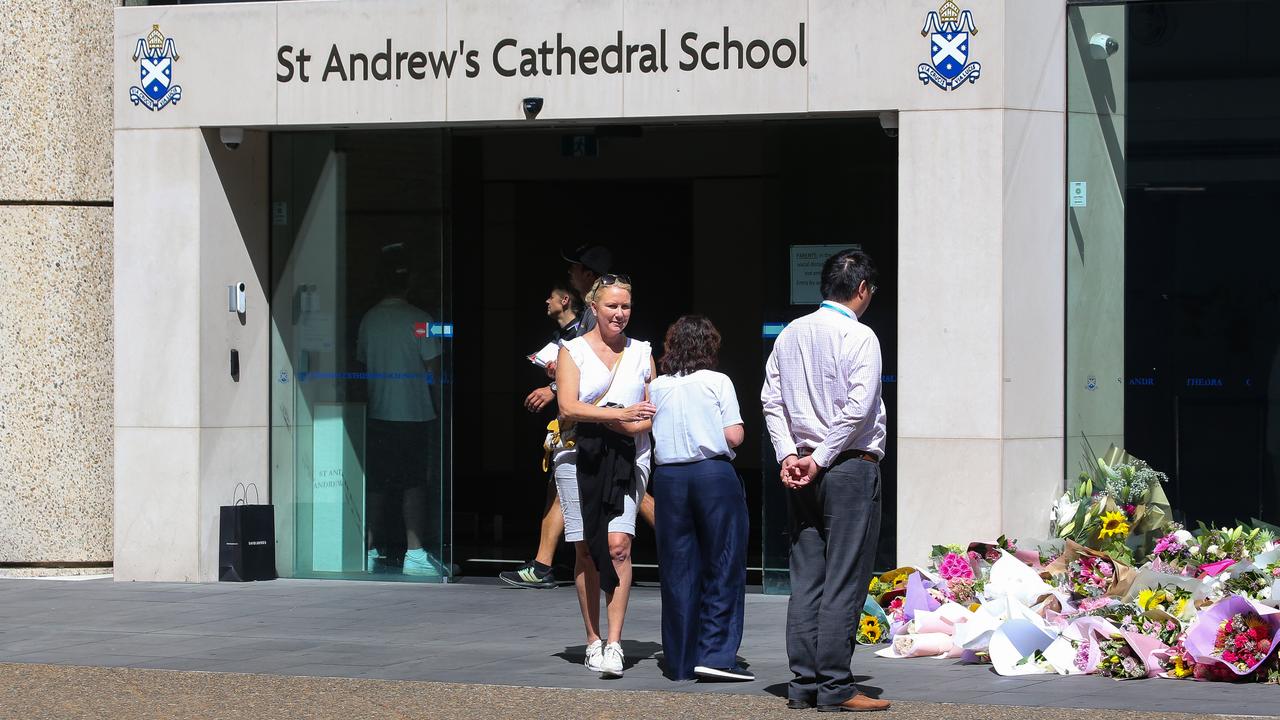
0,576,1275,718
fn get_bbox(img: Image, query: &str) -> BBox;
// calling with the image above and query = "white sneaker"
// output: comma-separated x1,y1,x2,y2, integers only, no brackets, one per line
600,641,624,677
584,640,605,672
366,548,381,573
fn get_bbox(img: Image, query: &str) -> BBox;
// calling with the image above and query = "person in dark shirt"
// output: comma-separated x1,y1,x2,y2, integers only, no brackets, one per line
499,282,583,589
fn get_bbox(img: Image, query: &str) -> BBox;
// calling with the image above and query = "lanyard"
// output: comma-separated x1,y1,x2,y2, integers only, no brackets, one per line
820,301,855,320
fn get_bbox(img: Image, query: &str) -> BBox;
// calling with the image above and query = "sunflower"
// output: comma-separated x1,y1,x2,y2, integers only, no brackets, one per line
1099,511,1130,540
856,614,883,644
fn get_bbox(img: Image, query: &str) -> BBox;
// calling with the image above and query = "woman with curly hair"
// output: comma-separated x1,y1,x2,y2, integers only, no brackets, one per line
649,315,751,682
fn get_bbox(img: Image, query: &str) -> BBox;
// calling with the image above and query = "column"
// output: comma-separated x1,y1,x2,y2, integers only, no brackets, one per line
895,0,1066,564
0,1,115,576
113,129,269,581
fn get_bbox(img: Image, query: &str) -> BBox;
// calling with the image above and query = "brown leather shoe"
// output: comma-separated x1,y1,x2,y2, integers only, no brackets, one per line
816,694,891,712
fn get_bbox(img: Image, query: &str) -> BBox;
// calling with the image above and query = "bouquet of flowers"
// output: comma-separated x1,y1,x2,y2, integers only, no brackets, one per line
1136,584,1194,621
1216,568,1277,604
867,567,913,607
1136,615,1182,648
1044,540,1138,600
1157,638,1196,679
857,613,884,645
1051,444,1173,560
855,595,890,645
1212,611,1271,672
1075,600,1142,628
1184,595,1280,678
1068,556,1114,599
1094,634,1150,680
930,551,985,604
1148,528,1195,575
1187,525,1276,576
886,595,907,625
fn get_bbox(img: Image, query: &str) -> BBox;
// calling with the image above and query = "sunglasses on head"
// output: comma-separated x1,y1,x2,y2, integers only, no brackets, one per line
599,273,631,286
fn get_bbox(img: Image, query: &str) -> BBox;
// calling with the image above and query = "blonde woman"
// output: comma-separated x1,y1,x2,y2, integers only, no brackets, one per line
553,274,656,678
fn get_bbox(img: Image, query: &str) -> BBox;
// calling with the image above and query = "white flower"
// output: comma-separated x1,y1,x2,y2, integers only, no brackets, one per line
1174,529,1193,544
1207,544,1220,556
1220,571,1233,582
1189,546,1201,555
1052,496,1080,526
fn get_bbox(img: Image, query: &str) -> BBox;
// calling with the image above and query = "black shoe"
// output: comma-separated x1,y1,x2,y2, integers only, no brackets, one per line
498,562,557,589
694,664,755,682
786,699,815,710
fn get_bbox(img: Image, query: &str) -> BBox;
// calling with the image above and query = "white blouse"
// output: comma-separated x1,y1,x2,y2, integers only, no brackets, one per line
554,336,653,477
650,370,743,465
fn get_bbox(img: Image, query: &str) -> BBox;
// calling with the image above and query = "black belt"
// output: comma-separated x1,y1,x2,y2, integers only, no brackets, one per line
657,455,732,467
796,448,879,465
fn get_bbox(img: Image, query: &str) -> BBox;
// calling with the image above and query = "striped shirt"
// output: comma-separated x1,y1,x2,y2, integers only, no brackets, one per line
761,301,887,467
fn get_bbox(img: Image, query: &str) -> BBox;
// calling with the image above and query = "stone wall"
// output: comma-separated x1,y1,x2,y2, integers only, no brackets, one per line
0,0,116,570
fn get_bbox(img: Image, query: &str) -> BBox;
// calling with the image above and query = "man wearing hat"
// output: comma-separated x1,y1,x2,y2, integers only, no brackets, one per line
500,244,655,589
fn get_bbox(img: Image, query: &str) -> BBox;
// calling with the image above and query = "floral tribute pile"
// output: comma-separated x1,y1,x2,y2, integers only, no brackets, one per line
860,446,1280,683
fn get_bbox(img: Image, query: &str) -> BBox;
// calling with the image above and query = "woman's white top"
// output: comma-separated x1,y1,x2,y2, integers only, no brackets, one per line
650,369,743,465
554,336,653,477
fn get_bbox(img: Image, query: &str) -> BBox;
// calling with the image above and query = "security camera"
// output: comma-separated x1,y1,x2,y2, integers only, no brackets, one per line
878,111,899,139
522,97,544,120
1088,33,1118,60
219,127,244,150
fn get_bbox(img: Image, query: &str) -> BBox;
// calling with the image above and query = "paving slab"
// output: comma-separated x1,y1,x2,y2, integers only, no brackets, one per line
0,664,1268,720
0,576,1275,716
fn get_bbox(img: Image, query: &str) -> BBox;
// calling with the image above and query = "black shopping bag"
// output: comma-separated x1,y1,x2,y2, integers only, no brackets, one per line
219,483,277,582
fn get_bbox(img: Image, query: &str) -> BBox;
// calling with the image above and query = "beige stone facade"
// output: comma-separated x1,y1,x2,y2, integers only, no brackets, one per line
0,0,116,570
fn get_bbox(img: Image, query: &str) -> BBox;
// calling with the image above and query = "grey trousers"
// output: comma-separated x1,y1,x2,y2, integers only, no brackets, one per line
785,457,882,706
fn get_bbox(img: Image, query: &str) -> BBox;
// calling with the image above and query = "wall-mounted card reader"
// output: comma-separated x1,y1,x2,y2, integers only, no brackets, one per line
228,282,247,314
230,349,240,382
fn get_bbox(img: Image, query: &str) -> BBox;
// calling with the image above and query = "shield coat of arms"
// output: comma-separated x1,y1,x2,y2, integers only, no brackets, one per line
129,25,183,111
918,1,982,91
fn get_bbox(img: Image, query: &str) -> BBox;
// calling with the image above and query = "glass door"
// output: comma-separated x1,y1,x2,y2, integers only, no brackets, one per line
270,130,452,582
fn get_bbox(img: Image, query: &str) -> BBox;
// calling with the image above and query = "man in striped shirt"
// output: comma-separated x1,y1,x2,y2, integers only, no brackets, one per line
761,249,889,713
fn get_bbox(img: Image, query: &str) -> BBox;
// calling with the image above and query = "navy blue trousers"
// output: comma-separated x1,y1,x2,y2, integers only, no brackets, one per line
652,458,749,680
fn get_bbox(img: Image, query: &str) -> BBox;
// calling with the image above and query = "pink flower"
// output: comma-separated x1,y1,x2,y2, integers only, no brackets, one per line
1077,596,1114,612
1234,634,1249,650
937,552,975,581
1223,650,1238,663
1199,559,1236,577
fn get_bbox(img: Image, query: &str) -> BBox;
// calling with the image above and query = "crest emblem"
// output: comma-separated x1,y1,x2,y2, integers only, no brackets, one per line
129,25,183,111
918,1,982,91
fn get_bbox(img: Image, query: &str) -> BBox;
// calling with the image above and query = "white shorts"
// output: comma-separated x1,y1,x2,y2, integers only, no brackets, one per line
554,457,646,542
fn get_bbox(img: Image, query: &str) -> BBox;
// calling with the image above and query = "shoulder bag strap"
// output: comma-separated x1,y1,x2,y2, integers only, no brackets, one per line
590,347,626,406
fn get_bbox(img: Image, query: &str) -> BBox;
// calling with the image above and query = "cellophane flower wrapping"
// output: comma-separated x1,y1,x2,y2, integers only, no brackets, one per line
1183,594,1280,676
890,572,941,638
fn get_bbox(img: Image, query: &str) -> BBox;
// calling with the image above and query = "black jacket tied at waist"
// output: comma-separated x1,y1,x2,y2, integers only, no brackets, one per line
573,421,637,593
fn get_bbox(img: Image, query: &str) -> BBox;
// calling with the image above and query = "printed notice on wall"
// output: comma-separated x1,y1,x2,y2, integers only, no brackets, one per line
790,244,861,305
